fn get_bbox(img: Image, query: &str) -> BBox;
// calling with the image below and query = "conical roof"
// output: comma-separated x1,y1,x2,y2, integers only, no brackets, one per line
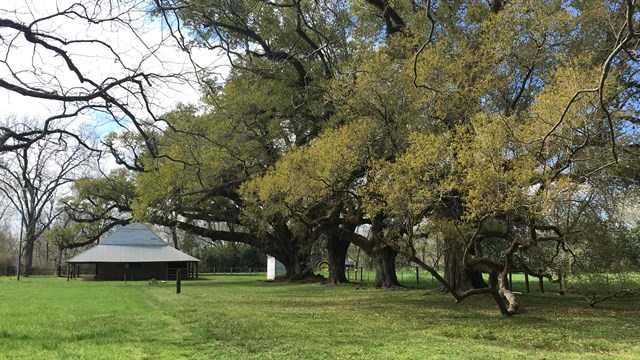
67,223,199,263
100,223,167,246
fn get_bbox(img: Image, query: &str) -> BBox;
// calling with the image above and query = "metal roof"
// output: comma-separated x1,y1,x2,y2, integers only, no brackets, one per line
67,244,199,263
100,223,167,246
67,223,199,263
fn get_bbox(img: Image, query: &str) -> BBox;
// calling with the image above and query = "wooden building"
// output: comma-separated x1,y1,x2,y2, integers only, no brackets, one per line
67,223,199,281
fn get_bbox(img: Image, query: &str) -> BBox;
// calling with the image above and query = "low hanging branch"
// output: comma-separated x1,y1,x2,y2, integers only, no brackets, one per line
585,288,639,308
410,252,517,316
405,218,581,316
407,236,519,316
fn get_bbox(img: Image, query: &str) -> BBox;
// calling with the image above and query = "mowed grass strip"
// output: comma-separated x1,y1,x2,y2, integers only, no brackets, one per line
0,275,639,359
0,277,192,359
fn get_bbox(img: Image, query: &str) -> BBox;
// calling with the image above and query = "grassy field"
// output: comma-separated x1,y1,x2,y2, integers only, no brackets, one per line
0,274,638,359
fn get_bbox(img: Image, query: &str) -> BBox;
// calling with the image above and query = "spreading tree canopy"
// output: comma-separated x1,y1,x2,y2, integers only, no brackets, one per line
56,0,640,314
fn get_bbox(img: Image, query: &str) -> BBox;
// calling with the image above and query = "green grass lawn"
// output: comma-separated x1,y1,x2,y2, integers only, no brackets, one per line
0,275,638,359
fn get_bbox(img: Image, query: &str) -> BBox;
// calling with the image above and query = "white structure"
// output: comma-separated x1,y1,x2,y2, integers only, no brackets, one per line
266,256,286,280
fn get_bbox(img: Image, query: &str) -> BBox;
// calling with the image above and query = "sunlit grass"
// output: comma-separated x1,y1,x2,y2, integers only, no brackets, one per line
0,275,638,359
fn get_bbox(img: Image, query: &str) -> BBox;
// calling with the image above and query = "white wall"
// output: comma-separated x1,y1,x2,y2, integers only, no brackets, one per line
266,256,286,280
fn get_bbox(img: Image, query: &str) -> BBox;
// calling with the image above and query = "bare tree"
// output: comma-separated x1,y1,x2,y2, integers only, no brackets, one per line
0,117,96,275
0,0,197,155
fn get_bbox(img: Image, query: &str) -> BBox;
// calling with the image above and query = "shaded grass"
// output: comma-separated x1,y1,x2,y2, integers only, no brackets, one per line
0,275,638,359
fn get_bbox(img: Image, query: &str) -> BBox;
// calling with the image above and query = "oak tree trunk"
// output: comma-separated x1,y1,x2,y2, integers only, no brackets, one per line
366,213,402,288
269,222,316,281
283,255,315,281
443,242,487,292
23,224,37,276
274,245,314,280
373,245,401,288
23,240,34,276
326,234,350,284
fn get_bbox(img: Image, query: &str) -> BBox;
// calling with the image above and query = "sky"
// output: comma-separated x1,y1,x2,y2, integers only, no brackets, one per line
0,0,229,234
0,0,228,138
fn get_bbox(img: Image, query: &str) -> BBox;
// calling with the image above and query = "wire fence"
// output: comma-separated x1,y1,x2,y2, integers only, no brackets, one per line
2,266,270,278
200,267,267,275
3,266,65,277
2,265,559,293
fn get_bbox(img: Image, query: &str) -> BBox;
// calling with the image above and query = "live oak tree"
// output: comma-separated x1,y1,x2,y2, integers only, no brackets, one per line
359,0,640,314
145,0,640,293
157,0,429,285
145,0,420,284
232,0,638,310
132,0,355,280
46,1,640,315
129,73,351,279
241,118,380,284
131,103,258,229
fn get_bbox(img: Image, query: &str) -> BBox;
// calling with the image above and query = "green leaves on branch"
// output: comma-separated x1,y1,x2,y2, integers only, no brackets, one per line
241,117,378,225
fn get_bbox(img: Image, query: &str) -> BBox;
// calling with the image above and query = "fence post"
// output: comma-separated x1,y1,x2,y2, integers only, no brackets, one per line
416,267,419,286
176,270,181,294
539,276,544,293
